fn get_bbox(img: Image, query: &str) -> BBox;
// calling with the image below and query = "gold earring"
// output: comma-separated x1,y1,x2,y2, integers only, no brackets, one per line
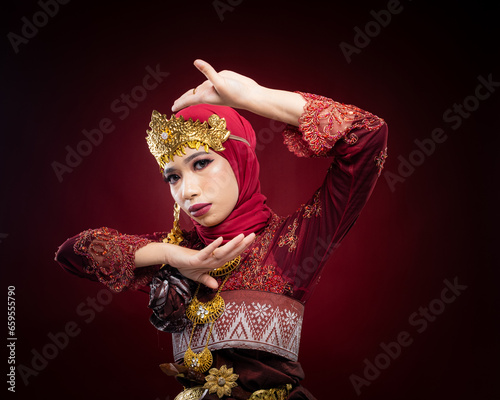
166,202,184,245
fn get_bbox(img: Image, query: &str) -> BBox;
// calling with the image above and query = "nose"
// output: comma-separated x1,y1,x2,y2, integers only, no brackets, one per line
181,173,201,200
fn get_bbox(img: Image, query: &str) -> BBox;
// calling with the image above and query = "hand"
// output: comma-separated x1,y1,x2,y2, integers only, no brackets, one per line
166,233,255,289
171,59,260,112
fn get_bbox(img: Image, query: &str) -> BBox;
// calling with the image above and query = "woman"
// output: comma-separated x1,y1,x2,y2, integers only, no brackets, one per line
55,59,388,399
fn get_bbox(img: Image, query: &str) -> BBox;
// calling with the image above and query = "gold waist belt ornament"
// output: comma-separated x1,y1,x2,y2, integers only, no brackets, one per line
174,383,293,400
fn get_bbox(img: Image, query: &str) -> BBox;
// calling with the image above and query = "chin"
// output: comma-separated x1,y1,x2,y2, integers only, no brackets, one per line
194,217,217,227
197,214,227,228
201,220,222,228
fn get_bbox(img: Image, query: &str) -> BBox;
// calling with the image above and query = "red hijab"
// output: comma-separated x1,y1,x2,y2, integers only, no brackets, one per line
175,104,271,245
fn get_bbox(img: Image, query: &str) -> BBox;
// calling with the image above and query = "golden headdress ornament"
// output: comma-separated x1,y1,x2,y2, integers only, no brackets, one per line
146,110,231,171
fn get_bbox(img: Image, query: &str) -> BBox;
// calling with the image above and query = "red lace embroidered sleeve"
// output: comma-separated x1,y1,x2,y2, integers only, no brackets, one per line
283,92,386,159
55,227,165,293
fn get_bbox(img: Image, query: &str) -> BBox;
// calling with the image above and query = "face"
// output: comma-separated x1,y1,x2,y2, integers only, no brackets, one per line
164,146,239,227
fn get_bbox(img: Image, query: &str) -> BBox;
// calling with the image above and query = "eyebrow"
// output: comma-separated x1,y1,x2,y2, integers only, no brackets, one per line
163,151,211,175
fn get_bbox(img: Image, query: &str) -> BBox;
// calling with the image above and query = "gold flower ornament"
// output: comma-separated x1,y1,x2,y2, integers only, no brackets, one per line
203,365,239,398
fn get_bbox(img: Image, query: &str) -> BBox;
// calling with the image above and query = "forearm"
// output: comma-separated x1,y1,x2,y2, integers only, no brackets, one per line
134,242,169,268
135,241,204,270
244,86,306,126
243,88,354,135
136,234,256,289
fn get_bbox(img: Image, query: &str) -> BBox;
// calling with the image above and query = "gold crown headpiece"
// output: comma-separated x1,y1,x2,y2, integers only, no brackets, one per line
146,110,233,171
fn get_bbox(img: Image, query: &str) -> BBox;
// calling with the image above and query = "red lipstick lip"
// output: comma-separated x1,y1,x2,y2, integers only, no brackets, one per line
188,203,212,217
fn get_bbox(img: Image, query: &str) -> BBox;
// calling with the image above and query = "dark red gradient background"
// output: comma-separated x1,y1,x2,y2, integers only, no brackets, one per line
2,1,499,399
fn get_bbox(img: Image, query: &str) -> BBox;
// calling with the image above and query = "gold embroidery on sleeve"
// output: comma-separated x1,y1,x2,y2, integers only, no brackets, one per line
278,218,299,252
303,190,322,219
374,147,388,177
342,133,358,145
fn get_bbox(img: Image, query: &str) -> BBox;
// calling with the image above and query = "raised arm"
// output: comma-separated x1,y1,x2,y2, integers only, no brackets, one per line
274,92,388,301
171,60,388,301
172,59,358,133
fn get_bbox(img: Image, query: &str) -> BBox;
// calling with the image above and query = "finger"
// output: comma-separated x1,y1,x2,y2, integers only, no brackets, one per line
240,232,256,249
172,88,201,112
216,233,255,261
197,273,219,290
230,233,256,256
216,234,245,256
193,59,224,88
198,237,224,259
172,79,220,112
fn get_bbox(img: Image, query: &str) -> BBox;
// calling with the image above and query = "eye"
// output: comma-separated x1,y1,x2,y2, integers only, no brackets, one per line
165,174,180,184
193,158,214,170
